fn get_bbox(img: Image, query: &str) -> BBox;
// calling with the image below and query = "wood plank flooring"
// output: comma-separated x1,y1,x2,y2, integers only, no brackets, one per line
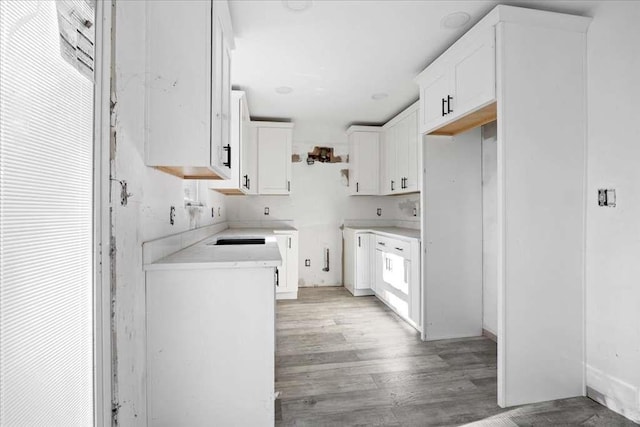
275,287,636,426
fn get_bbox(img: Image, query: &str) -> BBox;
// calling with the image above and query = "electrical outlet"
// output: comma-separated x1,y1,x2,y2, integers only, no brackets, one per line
305,259,311,267
264,207,270,216
376,208,382,217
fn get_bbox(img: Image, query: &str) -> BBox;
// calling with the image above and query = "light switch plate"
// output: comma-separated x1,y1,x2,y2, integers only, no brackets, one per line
598,189,616,207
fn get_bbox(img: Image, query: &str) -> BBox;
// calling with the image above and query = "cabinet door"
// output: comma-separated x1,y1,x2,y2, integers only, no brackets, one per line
419,70,451,134
275,235,289,293
243,124,258,195
383,127,397,194
350,132,380,195
286,235,298,295
146,1,211,167
210,12,231,179
404,111,420,192
395,119,409,193
220,40,232,171
407,258,421,326
451,27,495,119
355,234,371,290
238,95,251,192
373,250,384,294
257,127,292,195
209,91,246,193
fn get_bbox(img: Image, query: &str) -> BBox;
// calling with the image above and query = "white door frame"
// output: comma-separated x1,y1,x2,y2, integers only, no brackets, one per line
93,1,113,425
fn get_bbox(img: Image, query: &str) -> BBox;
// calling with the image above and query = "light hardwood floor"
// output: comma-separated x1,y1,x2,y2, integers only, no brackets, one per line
275,287,636,426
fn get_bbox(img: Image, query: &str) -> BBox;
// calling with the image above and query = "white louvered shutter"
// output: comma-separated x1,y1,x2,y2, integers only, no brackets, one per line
1,1,95,425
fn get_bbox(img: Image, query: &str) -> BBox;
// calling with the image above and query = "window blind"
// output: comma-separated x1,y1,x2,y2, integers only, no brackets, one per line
0,1,95,425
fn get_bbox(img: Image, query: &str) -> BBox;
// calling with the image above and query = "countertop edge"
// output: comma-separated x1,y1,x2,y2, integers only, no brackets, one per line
343,226,421,241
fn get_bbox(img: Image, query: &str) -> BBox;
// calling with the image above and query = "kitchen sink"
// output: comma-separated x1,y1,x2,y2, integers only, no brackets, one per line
210,238,266,246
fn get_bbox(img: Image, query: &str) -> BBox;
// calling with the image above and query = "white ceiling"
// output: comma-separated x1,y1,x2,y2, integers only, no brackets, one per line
229,0,597,143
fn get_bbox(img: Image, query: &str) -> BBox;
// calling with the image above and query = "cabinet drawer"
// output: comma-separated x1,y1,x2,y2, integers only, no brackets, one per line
375,236,411,256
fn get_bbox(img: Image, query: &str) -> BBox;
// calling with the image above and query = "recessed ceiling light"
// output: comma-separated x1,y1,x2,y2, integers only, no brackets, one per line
441,11,470,29
282,0,312,12
371,93,388,101
276,86,293,95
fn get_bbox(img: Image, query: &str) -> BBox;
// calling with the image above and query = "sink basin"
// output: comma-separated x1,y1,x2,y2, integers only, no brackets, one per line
211,238,266,246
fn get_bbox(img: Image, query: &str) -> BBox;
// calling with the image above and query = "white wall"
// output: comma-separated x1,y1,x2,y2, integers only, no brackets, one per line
112,2,227,423
226,141,420,286
586,1,640,422
482,122,498,335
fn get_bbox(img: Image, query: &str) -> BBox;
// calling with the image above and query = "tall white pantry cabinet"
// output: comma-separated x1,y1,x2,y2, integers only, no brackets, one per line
417,5,591,409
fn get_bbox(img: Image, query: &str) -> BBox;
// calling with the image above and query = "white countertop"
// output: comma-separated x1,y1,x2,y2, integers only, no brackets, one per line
146,228,283,271
344,226,421,240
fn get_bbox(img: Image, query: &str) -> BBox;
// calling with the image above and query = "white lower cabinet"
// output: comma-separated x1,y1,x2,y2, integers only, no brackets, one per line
343,230,374,296
146,267,275,425
275,231,298,299
344,228,421,331
373,234,421,330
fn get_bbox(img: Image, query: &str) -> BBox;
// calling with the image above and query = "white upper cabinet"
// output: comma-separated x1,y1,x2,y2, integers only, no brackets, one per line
416,26,495,135
210,91,251,195
382,126,397,194
256,123,293,195
240,101,257,195
347,126,381,195
404,110,420,192
451,27,496,118
242,122,258,195
145,1,234,179
418,68,452,134
382,102,420,195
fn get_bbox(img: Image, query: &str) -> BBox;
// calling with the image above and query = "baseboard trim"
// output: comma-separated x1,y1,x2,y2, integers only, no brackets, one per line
298,283,342,288
346,287,375,297
276,292,298,300
482,328,498,343
586,365,640,424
